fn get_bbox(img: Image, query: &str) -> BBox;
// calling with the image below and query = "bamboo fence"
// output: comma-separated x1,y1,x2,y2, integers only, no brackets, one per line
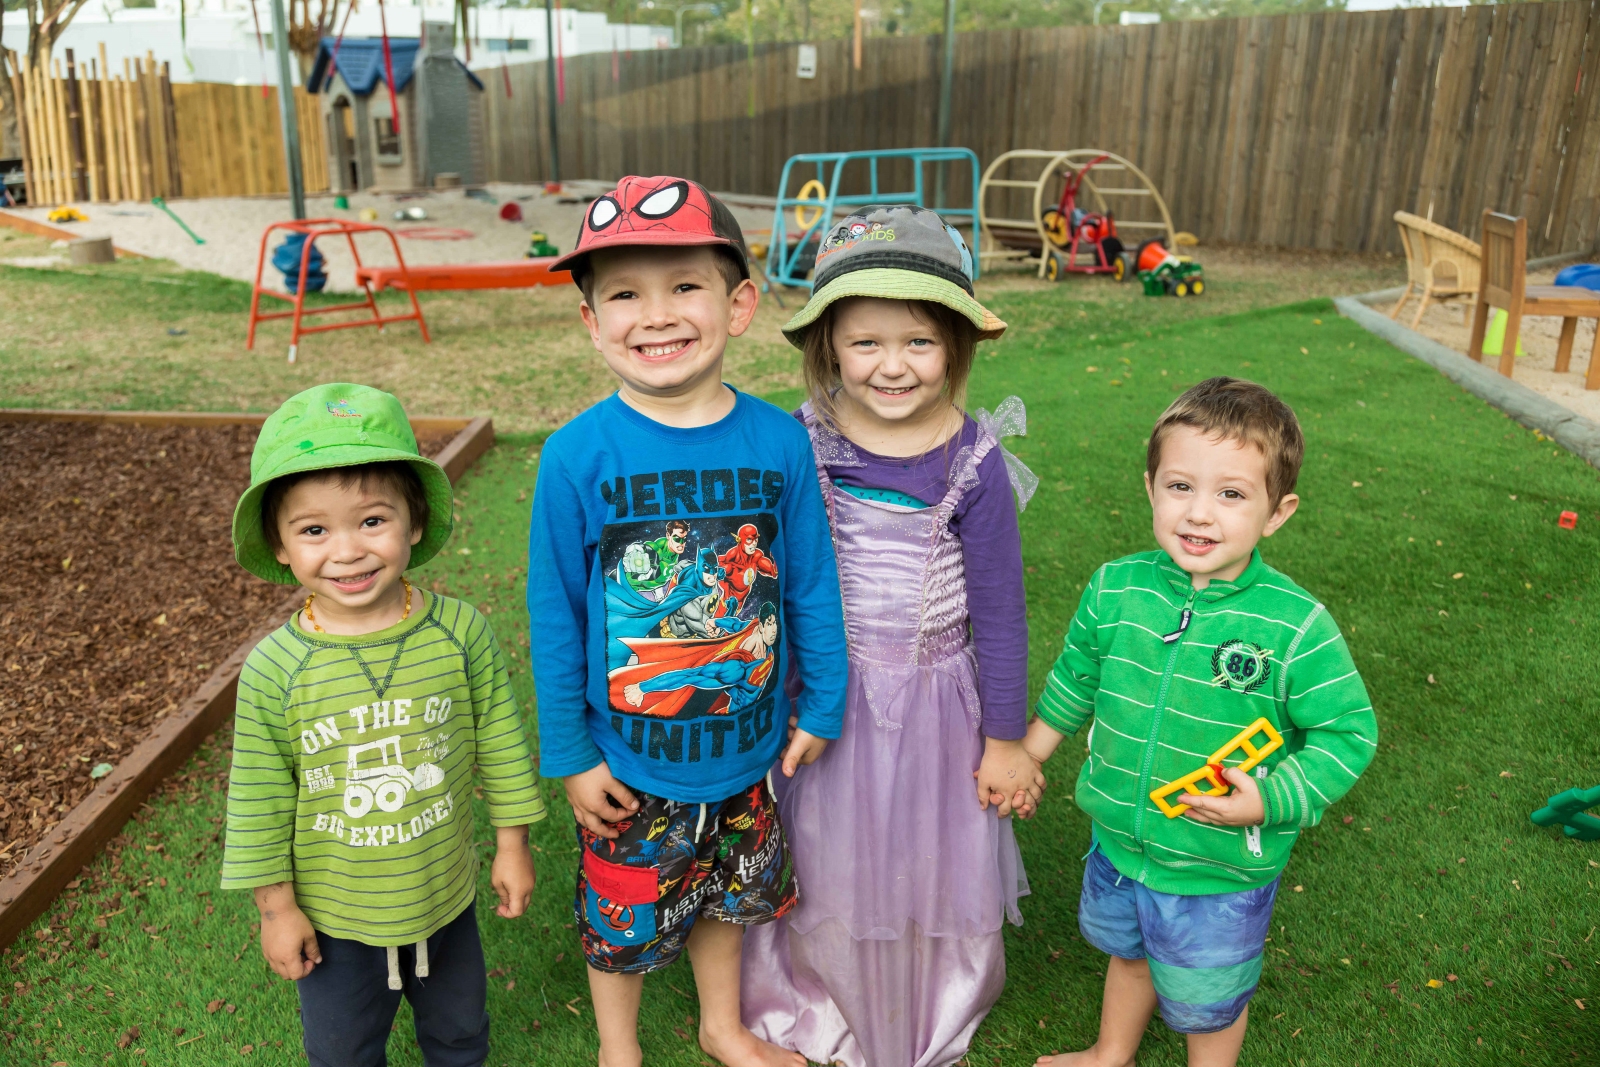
2,48,328,204
171,83,329,199
4,46,184,205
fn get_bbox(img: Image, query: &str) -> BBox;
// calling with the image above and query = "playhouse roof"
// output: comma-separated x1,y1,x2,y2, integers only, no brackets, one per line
306,37,483,96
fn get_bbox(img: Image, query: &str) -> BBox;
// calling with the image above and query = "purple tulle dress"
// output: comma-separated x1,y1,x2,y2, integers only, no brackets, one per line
742,404,1031,1067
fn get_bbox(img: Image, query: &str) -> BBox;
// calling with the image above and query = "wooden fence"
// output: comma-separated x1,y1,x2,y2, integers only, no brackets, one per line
170,83,328,199
4,46,184,205
2,49,328,204
481,0,1600,258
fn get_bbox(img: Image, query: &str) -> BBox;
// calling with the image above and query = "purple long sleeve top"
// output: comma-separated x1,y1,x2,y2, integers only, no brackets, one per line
811,415,1030,740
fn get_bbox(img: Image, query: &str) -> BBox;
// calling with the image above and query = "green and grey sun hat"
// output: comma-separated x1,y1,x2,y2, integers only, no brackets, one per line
232,383,454,585
781,203,1007,347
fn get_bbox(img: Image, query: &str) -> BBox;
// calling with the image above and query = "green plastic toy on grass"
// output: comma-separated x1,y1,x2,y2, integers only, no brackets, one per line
1530,784,1600,841
1131,238,1204,297
1138,256,1205,297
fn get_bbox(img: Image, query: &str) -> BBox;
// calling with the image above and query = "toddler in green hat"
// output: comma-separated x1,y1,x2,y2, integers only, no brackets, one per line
221,383,547,1067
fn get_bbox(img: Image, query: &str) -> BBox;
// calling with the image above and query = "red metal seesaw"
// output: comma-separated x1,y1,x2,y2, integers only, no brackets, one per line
247,218,430,363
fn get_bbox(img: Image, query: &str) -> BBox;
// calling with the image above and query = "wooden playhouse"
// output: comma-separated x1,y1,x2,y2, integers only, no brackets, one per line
305,21,485,192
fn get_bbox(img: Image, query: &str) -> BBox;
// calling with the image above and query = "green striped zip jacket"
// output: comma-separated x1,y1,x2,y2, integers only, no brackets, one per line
1037,549,1376,896
221,592,546,944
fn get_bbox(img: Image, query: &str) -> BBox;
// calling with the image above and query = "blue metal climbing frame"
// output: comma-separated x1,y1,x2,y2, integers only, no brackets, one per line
765,147,983,290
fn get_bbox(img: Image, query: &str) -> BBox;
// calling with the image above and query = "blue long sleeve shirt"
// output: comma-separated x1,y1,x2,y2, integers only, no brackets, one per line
528,389,848,803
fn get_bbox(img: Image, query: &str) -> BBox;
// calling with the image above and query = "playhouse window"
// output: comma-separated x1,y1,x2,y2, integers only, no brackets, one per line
374,117,402,162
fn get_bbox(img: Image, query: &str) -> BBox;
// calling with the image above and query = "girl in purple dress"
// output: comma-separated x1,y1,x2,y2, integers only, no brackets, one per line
742,205,1042,1067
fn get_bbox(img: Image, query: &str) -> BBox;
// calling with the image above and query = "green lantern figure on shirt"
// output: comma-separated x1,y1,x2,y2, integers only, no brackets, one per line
620,519,692,596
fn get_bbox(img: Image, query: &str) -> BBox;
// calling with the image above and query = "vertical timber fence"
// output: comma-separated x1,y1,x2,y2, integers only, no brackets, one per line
6,1,1596,255
4,46,185,205
2,49,328,205
482,0,1600,258
170,83,328,199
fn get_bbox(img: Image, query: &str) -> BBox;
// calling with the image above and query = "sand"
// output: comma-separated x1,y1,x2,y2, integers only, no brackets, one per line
1380,262,1600,423
3,182,778,292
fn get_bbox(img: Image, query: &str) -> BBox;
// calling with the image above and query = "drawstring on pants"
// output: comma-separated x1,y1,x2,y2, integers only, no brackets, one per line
693,802,708,845
385,939,431,990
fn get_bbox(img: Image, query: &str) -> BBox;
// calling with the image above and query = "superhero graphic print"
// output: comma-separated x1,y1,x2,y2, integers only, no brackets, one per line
595,462,787,770
574,778,796,974
602,510,781,721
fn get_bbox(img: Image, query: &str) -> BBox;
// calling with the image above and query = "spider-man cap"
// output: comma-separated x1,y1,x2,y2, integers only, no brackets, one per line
552,175,750,281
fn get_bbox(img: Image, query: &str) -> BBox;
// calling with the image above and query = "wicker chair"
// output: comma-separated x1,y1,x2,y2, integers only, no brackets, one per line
1391,211,1481,328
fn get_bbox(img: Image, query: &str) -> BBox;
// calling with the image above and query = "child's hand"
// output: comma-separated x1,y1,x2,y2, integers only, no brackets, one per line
1005,784,1041,819
491,825,537,919
975,737,1046,817
1022,717,1067,767
254,883,321,981
1180,766,1265,826
563,762,640,839
781,728,828,777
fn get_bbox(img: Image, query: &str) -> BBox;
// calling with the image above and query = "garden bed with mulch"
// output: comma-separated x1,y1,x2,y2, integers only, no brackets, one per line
0,419,455,884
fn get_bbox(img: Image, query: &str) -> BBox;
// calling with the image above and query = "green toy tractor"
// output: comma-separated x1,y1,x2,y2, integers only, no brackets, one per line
1129,238,1205,297
527,231,560,259
1138,256,1205,297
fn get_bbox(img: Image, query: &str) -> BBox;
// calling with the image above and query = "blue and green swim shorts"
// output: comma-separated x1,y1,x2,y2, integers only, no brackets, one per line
1078,845,1279,1033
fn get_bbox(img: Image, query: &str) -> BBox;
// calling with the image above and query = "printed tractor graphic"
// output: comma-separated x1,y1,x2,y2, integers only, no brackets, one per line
343,735,445,818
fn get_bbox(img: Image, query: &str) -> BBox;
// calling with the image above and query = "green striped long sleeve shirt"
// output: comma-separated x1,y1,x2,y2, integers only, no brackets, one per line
1037,550,1377,896
221,592,547,944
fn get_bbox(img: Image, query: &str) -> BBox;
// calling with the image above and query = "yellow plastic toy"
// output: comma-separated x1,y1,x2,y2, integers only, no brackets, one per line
47,205,87,223
1148,718,1284,818
793,179,827,230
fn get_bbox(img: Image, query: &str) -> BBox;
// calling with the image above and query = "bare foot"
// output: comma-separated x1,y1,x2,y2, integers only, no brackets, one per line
1035,1047,1136,1067
700,1020,806,1067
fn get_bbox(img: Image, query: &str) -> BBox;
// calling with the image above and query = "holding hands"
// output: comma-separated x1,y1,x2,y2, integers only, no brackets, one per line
975,736,1047,818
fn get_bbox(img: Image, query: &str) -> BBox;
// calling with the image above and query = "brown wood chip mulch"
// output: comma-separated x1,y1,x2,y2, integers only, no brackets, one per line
0,420,454,881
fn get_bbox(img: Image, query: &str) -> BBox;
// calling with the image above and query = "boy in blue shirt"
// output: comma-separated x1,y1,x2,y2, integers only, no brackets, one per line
528,176,847,1067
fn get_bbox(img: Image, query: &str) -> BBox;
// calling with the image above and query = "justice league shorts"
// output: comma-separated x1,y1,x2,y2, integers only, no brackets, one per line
1078,845,1279,1034
574,774,797,974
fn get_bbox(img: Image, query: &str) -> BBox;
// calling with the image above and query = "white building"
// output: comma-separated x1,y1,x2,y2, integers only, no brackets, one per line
1,0,672,87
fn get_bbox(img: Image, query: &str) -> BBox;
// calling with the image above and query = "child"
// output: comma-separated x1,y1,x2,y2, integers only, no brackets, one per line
221,383,546,1067
1023,377,1378,1067
740,205,1041,1067
526,176,849,1067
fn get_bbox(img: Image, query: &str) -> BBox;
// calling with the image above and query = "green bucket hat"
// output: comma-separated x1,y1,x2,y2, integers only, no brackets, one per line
232,383,454,585
781,204,1007,348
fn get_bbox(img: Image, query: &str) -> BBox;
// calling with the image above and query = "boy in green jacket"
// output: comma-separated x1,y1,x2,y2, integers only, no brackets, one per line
1025,377,1376,1067
221,384,546,1067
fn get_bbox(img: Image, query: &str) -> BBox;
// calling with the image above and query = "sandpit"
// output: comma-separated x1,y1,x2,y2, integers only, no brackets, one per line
3,182,776,293
1393,262,1600,424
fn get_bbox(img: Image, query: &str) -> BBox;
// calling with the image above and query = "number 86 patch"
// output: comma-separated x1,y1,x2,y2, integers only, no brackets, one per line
1210,639,1273,694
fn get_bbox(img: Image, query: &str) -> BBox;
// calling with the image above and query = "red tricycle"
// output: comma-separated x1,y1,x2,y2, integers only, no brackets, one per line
1040,153,1128,281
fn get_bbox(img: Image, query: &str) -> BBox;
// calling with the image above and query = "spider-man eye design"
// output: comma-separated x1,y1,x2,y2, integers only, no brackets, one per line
589,197,621,230
635,181,689,220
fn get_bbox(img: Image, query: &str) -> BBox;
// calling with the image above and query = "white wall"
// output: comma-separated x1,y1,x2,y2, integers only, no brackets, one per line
1,0,672,86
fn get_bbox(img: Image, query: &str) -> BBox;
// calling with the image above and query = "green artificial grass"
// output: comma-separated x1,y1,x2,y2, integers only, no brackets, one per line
6,294,1598,1066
